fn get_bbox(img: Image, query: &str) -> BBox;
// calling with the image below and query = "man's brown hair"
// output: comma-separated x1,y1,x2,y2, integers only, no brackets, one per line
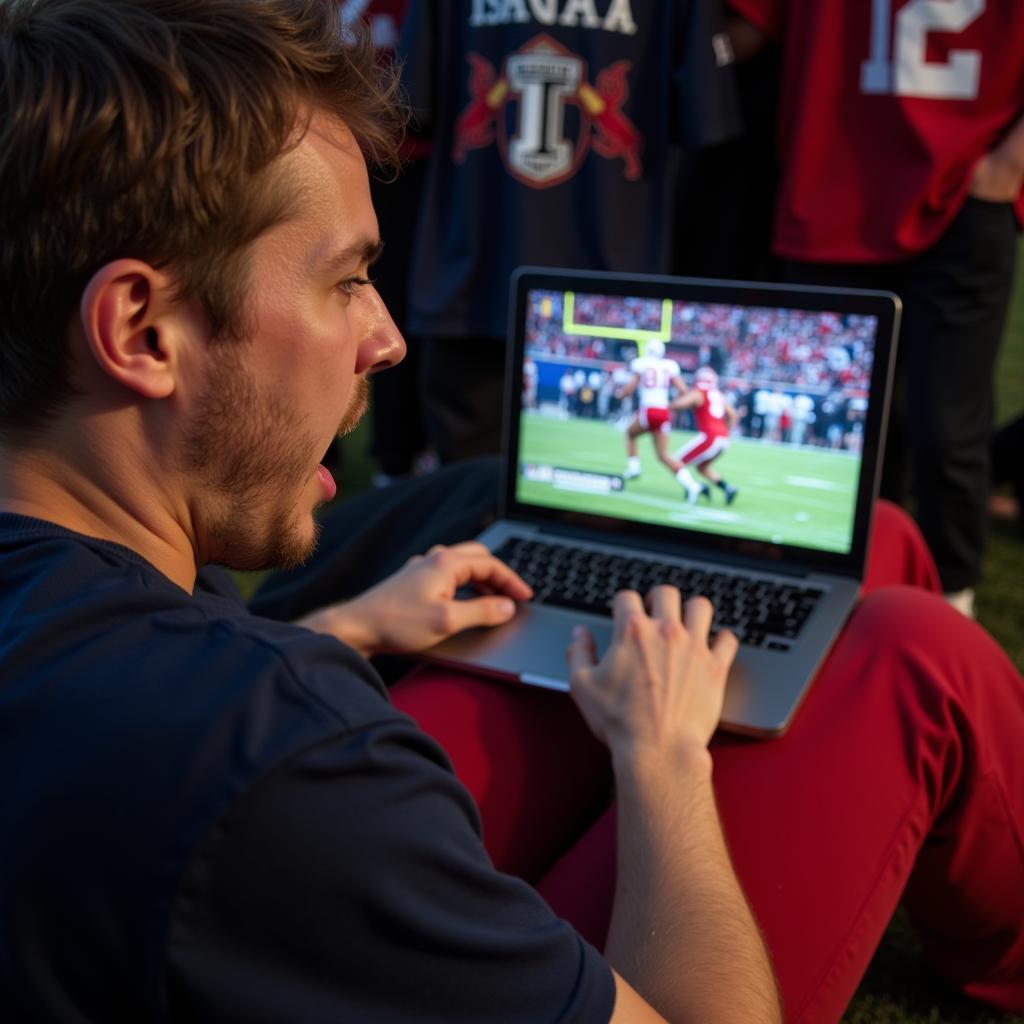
0,0,404,438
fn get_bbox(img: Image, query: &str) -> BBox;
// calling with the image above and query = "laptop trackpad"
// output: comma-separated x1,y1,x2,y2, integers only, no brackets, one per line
426,602,612,691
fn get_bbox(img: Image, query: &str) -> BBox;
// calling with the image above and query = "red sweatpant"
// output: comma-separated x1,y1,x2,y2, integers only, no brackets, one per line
391,501,1024,1022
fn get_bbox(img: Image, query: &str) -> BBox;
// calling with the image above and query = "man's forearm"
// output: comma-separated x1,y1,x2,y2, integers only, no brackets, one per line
605,748,781,1023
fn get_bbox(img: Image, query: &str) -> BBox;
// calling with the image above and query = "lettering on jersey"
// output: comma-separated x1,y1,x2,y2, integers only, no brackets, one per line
861,0,984,99
470,0,637,36
697,382,727,421
453,34,644,187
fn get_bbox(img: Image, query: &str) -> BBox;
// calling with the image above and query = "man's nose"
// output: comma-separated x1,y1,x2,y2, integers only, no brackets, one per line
355,286,406,374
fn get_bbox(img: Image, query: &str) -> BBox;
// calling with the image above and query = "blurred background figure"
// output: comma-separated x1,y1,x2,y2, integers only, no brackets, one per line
724,0,1024,615
396,0,742,463
341,0,436,486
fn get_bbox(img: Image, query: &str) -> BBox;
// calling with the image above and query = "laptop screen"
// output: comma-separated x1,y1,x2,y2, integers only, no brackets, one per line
508,271,899,571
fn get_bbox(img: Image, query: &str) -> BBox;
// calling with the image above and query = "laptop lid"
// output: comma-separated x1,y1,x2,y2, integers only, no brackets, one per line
502,268,900,580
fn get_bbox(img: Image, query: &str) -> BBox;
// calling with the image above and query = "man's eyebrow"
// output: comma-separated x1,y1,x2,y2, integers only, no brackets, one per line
316,237,385,275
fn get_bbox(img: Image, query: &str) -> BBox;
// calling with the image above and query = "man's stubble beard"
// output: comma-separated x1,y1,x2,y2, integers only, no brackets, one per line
183,353,369,572
336,374,369,439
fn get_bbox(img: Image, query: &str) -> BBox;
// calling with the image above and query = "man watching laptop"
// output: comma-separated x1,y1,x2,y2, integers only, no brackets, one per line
1,2,1022,1021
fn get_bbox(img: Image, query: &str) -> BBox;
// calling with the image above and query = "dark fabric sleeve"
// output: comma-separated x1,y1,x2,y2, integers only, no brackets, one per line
163,718,614,1023
673,0,744,148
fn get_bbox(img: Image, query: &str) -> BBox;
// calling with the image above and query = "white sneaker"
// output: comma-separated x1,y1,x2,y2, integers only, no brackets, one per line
943,587,975,618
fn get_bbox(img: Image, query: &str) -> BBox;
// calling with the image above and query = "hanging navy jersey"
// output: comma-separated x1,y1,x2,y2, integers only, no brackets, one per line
399,0,742,337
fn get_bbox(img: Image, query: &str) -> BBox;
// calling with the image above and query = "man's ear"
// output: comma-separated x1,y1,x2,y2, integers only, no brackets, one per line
79,260,187,400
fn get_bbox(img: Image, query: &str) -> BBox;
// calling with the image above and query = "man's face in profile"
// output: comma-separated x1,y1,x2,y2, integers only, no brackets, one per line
181,114,403,572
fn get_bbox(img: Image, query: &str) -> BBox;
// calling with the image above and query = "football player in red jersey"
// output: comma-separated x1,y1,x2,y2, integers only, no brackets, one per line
671,366,741,504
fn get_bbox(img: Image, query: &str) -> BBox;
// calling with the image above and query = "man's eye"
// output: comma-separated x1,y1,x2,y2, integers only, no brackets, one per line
336,276,373,298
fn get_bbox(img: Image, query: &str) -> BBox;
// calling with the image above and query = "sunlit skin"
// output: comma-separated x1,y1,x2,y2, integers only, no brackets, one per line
181,117,405,571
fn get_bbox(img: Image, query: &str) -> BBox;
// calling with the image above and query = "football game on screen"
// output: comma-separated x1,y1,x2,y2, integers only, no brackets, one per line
517,288,878,555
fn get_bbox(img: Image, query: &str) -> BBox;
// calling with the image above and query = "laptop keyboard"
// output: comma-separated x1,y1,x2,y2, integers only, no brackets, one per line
494,537,824,651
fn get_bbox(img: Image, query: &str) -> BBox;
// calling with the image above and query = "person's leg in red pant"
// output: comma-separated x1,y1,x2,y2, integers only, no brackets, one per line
391,508,1024,1021
864,499,942,592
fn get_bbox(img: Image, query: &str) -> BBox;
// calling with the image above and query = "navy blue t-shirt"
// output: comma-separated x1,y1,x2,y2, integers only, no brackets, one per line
0,514,614,1022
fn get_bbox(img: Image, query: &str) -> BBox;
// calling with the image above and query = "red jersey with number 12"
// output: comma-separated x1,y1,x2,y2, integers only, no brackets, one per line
727,0,1024,262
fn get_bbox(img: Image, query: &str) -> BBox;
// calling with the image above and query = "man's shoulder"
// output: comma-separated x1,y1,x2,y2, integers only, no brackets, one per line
0,516,439,1020
0,513,401,765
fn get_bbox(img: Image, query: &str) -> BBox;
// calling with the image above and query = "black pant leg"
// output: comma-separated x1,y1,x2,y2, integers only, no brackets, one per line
897,197,1018,591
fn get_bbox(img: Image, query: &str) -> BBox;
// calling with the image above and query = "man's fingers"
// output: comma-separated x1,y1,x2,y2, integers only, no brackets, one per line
611,589,645,641
566,624,598,676
710,627,740,670
683,595,715,638
449,552,534,601
646,584,682,622
431,540,490,559
442,594,518,635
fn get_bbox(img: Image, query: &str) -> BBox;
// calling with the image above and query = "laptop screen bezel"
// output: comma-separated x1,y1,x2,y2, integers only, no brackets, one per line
501,267,900,579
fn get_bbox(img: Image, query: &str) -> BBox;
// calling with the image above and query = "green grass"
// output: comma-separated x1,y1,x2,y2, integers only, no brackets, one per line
845,905,1022,1024
975,238,1024,674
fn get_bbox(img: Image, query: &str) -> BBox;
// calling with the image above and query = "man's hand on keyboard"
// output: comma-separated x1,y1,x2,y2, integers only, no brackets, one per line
297,542,534,657
566,587,739,761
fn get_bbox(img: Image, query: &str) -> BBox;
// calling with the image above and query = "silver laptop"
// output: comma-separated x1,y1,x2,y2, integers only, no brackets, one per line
425,268,900,737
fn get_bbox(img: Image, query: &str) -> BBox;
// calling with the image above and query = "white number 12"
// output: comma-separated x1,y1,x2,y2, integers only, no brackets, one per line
861,0,984,100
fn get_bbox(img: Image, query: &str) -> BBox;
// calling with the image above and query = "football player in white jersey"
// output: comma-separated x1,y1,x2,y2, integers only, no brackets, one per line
618,339,704,502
